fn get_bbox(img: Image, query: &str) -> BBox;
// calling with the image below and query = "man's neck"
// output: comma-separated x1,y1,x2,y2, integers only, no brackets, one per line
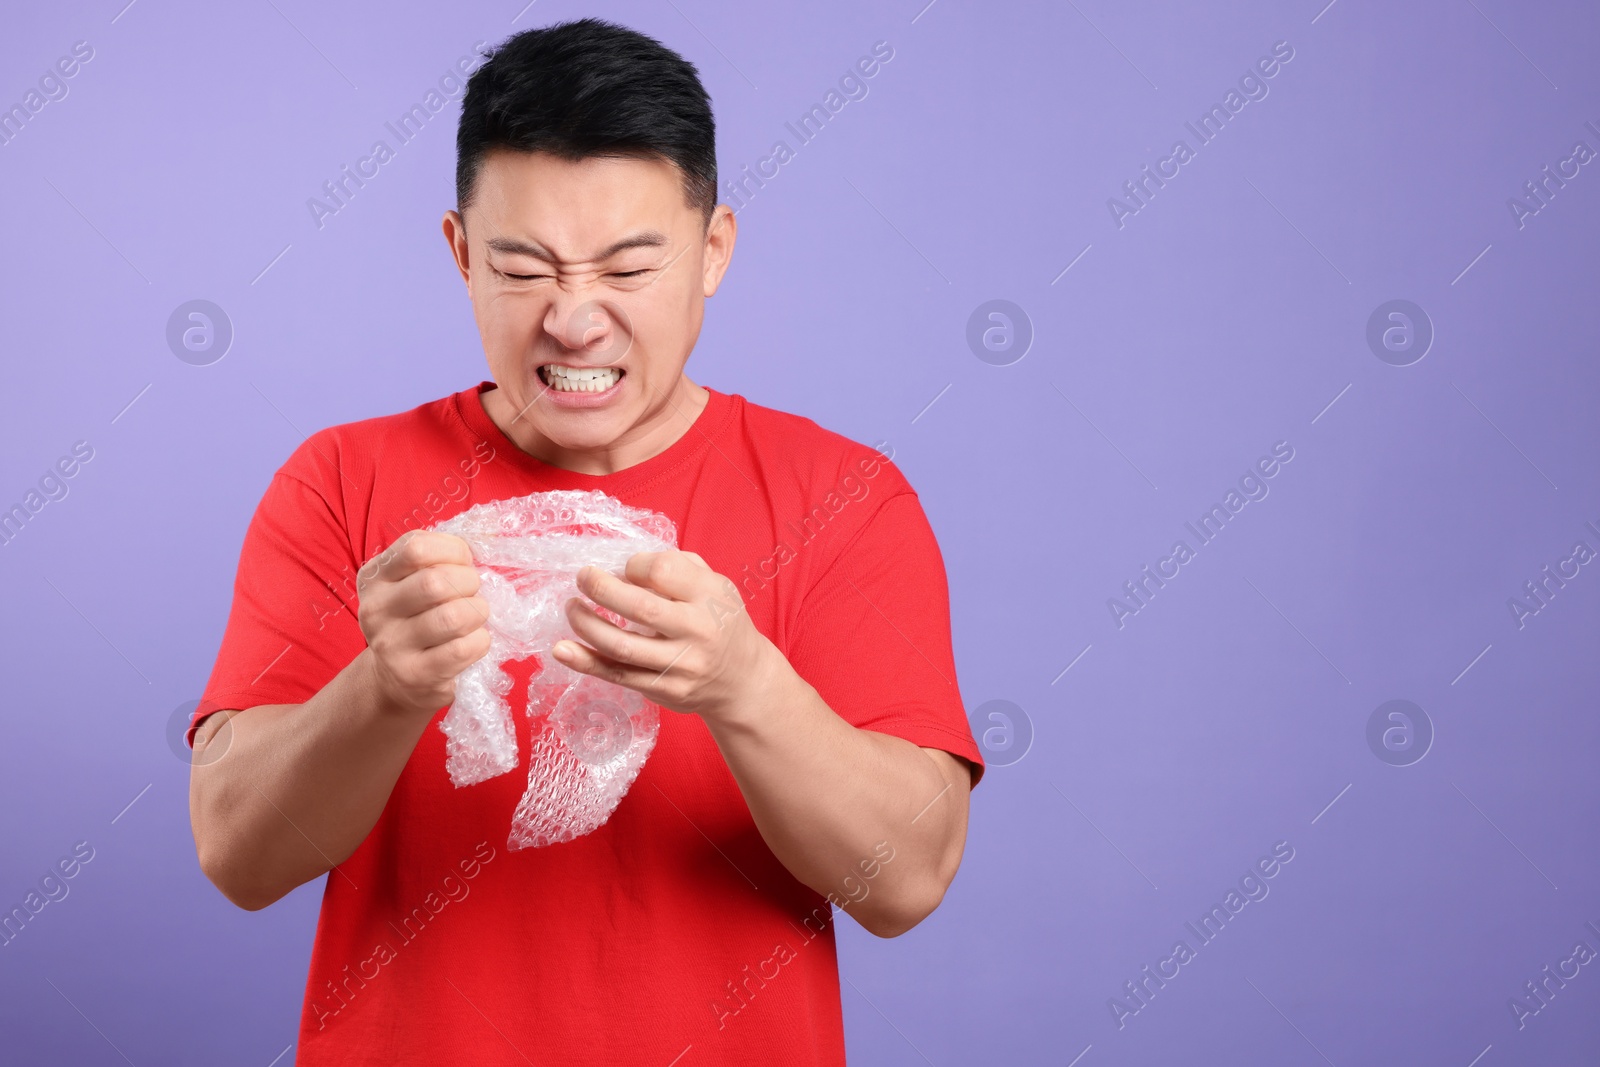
482,374,710,476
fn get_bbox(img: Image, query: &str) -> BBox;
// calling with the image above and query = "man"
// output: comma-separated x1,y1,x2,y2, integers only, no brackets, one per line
189,17,982,1066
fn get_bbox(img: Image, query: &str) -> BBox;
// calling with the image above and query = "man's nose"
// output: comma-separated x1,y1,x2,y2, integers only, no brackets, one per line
543,295,633,366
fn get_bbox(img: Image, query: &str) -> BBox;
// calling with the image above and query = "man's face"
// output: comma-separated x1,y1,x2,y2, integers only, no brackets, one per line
444,149,733,454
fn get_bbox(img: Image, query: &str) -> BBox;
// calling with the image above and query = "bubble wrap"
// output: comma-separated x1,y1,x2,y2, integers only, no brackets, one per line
429,489,677,849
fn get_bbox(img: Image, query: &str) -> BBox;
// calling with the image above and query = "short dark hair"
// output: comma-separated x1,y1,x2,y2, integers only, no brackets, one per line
455,18,718,232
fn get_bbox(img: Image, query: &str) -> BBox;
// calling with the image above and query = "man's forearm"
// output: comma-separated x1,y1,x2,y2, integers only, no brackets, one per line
506,553,972,935
701,649,971,938
188,649,436,910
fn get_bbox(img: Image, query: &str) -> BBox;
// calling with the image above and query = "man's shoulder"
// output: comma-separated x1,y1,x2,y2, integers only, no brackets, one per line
277,385,472,489
726,391,909,496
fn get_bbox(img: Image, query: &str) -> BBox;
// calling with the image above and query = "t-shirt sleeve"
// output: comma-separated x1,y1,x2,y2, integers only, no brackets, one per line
785,490,984,787
187,455,367,748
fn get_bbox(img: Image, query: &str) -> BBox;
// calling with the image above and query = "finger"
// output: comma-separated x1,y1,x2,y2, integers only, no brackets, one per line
551,638,667,695
388,563,483,618
362,531,475,585
621,551,707,602
577,565,684,635
414,594,492,651
565,597,682,671
416,626,493,680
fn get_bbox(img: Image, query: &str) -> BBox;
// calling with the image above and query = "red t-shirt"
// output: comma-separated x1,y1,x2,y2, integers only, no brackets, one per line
191,381,983,1066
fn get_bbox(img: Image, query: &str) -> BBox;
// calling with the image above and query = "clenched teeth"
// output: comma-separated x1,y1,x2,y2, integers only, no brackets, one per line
541,364,622,393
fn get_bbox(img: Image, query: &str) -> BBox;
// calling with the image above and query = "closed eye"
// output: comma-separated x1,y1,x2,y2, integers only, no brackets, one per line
497,269,650,280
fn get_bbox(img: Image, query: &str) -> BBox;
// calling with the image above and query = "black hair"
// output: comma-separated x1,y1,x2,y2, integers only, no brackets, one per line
455,18,718,231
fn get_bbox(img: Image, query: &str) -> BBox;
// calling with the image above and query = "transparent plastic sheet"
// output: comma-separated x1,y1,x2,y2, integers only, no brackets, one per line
429,489,677,849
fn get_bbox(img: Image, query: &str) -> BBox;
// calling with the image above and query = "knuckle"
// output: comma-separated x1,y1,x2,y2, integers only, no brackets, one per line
418,568,449,602
435,600,470,638
604,629,635,660
439,632,473,665
601,630,630,662
634,596,664,628
380,633,406,660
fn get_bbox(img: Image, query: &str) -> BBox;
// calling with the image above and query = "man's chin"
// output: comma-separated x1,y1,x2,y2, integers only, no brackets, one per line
529,408,633,452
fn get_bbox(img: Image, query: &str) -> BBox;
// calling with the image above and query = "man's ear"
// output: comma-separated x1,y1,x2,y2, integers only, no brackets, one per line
442,211,472,293
701,204,737,298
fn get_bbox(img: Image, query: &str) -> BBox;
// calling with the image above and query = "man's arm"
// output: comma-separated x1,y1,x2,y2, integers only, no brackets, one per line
699,667,974,939
189,532,491,910
552,552,974,938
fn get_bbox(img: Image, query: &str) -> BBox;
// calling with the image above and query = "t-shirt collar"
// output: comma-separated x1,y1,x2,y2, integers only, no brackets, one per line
453,379,730,492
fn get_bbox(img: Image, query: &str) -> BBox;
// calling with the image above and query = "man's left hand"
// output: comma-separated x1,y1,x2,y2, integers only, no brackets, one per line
551,551,778,722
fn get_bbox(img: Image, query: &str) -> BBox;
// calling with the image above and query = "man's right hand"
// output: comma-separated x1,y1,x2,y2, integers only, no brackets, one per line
356,530,492,716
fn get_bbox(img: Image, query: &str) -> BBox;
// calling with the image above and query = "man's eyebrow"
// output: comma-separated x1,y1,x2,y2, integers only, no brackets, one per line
484,230,670,264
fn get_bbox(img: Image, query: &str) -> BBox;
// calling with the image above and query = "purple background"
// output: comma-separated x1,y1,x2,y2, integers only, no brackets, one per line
2,0,1598,1063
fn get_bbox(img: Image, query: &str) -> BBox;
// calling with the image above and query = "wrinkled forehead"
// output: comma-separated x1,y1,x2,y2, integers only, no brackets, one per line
468,148,696,249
